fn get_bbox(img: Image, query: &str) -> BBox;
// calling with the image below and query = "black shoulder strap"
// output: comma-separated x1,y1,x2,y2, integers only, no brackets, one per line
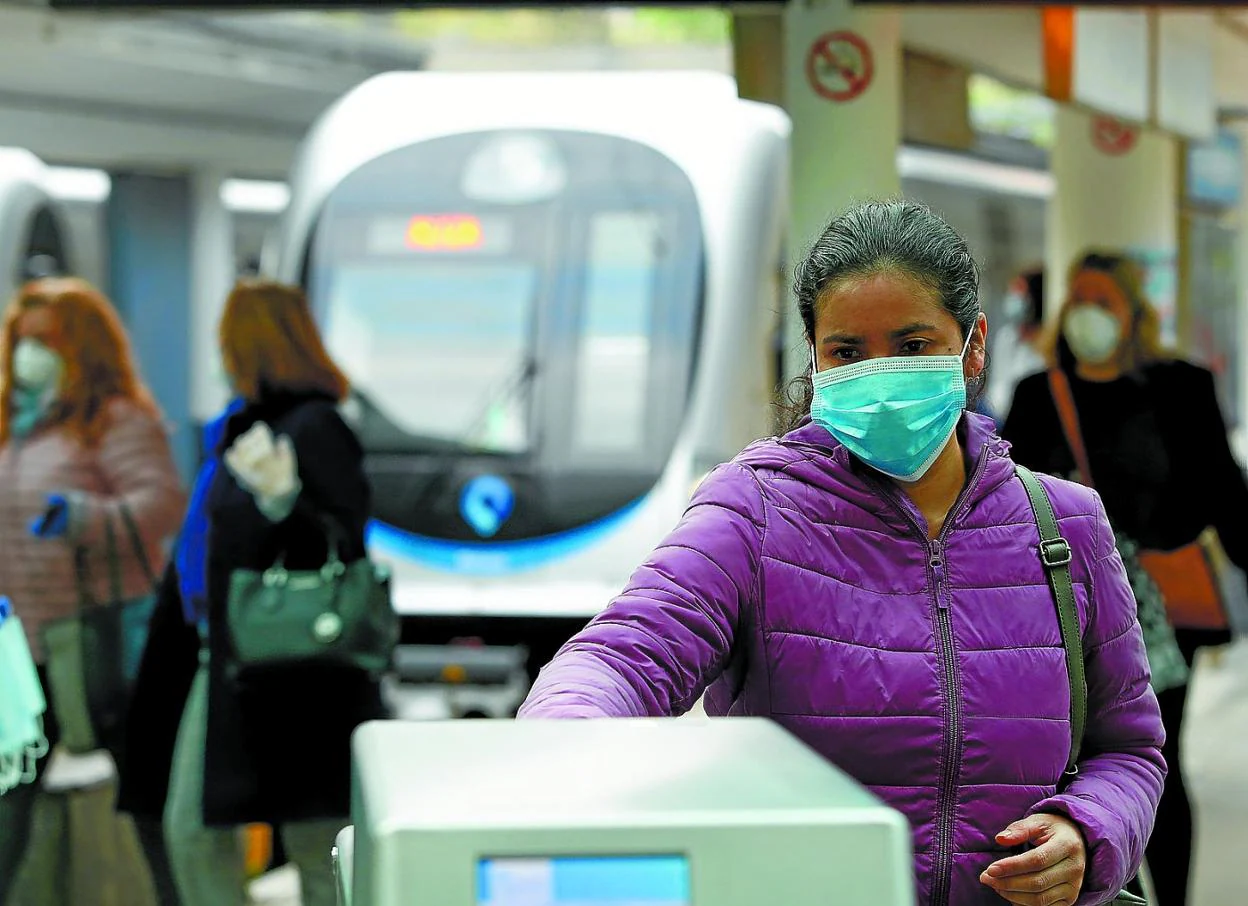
117,504,157,587
1015,464,1087,774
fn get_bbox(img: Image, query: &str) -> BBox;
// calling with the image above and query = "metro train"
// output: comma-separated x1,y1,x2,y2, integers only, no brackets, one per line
0,147,74,297
267,71,790,679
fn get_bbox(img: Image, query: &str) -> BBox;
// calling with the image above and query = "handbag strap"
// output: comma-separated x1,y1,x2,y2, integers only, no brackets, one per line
116,503,157,587
1047,369,1095,489
271,511,349,572
1016,464,1087,774
103,514,123,604
73,510,123,611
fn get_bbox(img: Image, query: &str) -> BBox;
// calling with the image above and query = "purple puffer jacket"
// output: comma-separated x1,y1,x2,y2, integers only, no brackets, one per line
520,413,1165,906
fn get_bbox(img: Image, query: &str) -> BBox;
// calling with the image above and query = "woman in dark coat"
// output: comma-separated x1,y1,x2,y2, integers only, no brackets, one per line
1002,250,1246,906
158,279,387,906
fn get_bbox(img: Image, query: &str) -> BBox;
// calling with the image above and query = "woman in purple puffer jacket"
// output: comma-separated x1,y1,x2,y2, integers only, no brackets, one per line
520,201,1165,906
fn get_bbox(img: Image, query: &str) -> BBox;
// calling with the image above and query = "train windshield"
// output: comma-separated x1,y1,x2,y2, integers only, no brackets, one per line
305,130,703,541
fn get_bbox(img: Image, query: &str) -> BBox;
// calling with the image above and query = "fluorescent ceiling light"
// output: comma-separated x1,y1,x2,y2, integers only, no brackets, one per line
0,148,46,184
46,167,112,204
221,178,289,214
898,146,1054,200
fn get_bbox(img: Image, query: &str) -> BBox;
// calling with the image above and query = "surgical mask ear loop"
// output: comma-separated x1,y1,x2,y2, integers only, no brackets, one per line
958,325,975,361
959,325,980,389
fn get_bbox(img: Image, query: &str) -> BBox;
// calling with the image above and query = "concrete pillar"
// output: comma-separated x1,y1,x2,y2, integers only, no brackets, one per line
189,170,235,431
733,11,784,107
1047,105,1180,343
732,11,787,417
781,0,902,381
106,173,195,480
1231,122,1248,453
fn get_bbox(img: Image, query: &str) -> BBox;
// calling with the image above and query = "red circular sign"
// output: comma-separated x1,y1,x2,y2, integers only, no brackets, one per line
1091,116,1138,156
806,31,875,103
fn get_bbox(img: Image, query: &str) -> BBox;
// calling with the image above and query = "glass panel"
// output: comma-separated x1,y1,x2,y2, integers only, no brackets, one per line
22,207,69,282
571,212,661,457
1185,216,1240,427
322,260,538,453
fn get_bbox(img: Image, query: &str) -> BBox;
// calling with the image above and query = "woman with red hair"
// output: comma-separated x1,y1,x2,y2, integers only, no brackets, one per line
0,277,185,903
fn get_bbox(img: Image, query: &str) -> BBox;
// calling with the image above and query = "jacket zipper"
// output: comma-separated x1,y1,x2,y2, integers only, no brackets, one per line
867,449,993,906
929,540,959,906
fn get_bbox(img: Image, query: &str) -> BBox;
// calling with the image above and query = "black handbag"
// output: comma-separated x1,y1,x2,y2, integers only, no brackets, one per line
1017,465,1150,905
41,506,158,755
225,517,398,678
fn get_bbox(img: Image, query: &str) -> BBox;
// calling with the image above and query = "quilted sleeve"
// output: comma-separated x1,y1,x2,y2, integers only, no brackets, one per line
1028,495,1167,905
518,461,766,719
69,400,186,552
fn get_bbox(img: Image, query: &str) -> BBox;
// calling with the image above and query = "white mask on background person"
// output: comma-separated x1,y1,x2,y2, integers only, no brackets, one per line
1002,290,1028,323
1063,306,1123,366
11,339,63,392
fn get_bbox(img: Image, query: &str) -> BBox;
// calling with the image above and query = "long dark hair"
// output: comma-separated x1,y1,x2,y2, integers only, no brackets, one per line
776,200,982,432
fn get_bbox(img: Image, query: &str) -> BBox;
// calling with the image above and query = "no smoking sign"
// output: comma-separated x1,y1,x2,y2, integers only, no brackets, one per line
1091,116,1138,156
806,31,874,103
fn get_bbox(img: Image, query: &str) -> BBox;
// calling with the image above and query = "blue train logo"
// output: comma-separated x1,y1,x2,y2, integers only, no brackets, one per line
459,475,515,539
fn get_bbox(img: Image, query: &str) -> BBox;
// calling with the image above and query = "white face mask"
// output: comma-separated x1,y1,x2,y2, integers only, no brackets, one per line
1002,291,1028,323
11,339,63,391
1063,306,1123,366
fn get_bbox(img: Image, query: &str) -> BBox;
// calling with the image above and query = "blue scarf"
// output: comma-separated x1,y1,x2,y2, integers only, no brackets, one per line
9,387,52,438
174,398,243,626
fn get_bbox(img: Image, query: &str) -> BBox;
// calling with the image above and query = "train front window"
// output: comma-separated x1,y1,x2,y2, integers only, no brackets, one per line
571,211,660,457
22,207,69,282
324,260,537,455
306,130,704,540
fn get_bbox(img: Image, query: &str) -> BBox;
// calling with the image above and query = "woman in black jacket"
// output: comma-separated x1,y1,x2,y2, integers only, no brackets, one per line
1002,250,1246,906
160,280,387,906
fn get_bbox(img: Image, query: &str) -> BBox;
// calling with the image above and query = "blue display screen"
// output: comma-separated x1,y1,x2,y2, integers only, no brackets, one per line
478,856,690,906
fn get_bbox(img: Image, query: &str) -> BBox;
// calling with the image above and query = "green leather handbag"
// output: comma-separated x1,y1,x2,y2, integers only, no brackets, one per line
226,523,398,679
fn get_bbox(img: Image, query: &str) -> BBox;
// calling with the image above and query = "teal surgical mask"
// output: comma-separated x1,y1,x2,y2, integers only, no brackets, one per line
0,599,47,794
811,331,973,483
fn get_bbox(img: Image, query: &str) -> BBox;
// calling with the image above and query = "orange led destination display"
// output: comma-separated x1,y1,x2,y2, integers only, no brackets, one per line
405,215,484,251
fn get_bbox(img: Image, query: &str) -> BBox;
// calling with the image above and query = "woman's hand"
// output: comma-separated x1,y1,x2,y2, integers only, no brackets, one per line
980,812,1087,905
224,423,298,502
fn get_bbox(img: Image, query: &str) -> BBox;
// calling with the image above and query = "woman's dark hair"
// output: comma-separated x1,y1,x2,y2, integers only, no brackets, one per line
776,200,982,432
1015,266,1044,328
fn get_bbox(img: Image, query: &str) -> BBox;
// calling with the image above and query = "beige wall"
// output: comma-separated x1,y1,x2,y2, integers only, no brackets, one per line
1046,106,1179,320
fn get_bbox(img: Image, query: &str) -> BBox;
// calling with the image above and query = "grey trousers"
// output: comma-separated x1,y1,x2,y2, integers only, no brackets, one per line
163,667,342,906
